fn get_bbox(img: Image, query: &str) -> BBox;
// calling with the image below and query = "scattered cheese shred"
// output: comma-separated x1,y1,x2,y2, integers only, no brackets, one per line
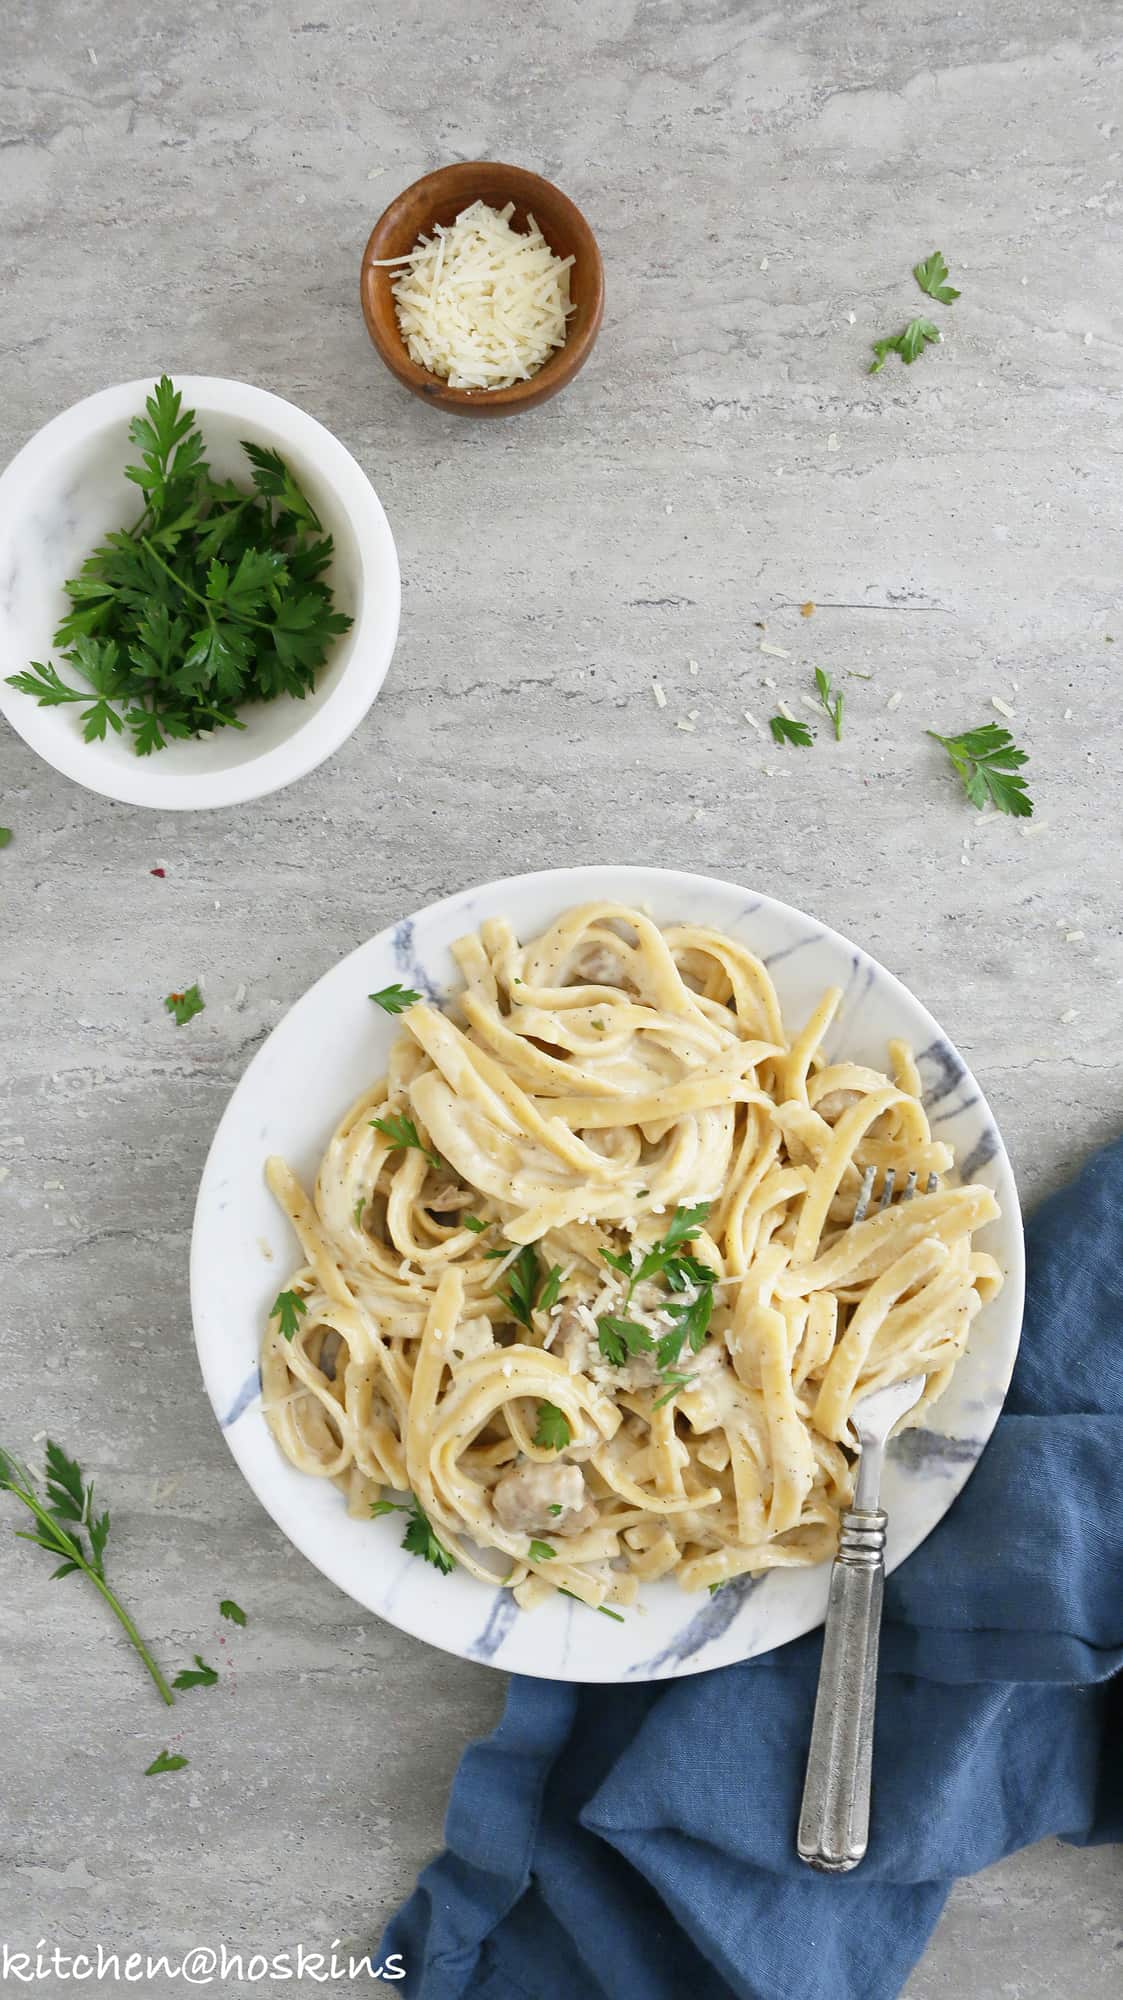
676,717,695,732
377,201,574,391
759,641,791,660
991,695,1015,719
742,709,765,736
887,690,903,712
652,679,667,709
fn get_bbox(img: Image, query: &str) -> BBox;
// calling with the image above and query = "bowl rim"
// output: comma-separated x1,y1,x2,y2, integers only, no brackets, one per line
0,375,401,811
190,862,1027,1682
359,160,605,414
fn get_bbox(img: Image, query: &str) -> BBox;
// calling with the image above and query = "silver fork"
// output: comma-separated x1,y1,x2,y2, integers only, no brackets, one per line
796,1165,938,1873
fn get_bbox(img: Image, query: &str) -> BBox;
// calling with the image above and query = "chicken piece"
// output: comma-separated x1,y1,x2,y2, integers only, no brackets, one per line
491,1459,598,1537
425,1182,471,1214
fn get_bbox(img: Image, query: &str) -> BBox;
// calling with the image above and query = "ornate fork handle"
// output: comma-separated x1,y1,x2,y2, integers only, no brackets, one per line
797,1507,887,1872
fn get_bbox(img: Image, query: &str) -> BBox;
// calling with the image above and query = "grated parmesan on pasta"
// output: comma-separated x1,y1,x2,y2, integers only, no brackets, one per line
375,200,575,391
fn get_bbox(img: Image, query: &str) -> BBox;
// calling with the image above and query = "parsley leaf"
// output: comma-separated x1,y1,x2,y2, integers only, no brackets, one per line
372,1493,456,1573
0,828,11,848
353,1197,366,1229
495,1243,540,1329
558,1587,625,1622
145,1749,189,1776
630,1204,712,1291
172,1653,218,1691
400,1497,456,1574
219,1598,247,1627
869,318,941,373
651,1372,696,1409
371,1111,443,1171
599,1246,636,1280
814,667,843,741
270,1289,307,1343
164,983,204,1026
369,983,422,1014
528,1539,556,1563
548,1503,564,1516
0,1439,174,1706
534,1402,571,1451
913,250,960,305
596,1315,655,1366
927,723,1033,817
463,1215,488,1234
537,1264,563,1315
769,714,813,747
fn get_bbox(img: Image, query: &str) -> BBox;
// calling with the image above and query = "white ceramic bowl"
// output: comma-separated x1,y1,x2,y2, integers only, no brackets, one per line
0,377,400,810
191,866,1025,1682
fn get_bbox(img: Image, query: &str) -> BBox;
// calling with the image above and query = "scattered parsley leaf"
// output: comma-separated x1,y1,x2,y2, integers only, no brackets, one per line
219,1598,247,1627
494,1243,540,1330
371,1110,442,1171
630,1204,712,1292
145,1749,188,1776
596,1315,654,1366
913,250,960,305
558,1587,625,1623
651,1373,696,1409
548,1503,564,1517
534,1403,571,1452
769,714,813,747
708,1581,727,1596
0,828,12,848
401,1497,456,1574
869,318,941,373
172,1653,218,1691
463,1215,488,1234
369,983,422,1015
537,1264,563,1315
0,1440,174,1706
814,667,843,741
372,1492,455,1572
599,1246,636,1280
353,1197,366,1229
164,983,204,1025
528,1540,556,1563
270,1289,307,1343
927,723,1033,817
482,1246,508,1260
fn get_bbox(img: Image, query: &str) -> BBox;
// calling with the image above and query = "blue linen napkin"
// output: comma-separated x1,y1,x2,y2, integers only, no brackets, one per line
381,1138,1123,2000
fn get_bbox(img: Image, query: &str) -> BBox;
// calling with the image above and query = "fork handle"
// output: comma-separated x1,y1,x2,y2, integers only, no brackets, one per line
797,1508,887,1873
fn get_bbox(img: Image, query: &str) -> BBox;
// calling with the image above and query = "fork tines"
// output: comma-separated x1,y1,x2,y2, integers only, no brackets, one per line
852,1165,938,1225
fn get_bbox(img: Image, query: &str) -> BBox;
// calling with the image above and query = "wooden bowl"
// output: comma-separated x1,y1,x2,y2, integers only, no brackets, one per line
359,162,604,417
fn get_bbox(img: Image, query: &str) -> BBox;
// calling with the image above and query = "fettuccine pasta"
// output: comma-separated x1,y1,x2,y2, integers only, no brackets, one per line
261,904,1003,1613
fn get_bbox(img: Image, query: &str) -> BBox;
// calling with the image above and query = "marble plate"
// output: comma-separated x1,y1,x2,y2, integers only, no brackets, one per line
190,866,1024,1682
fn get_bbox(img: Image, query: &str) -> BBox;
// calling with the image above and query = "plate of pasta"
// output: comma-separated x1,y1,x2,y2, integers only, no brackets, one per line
190,866,1023,1681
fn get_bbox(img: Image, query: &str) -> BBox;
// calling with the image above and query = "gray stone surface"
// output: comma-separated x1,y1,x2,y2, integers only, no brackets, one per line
1,1,1120,1994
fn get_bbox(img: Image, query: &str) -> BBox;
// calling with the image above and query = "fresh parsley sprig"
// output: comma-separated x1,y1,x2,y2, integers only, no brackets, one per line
5,377,352,757
370,1110,443,1171
219,1598,247,1627
596,1316,654,1366
0,1440,174,1706
928,723,1033,817
814,668,843,740
369,983,422,1015
370,1493,456,1574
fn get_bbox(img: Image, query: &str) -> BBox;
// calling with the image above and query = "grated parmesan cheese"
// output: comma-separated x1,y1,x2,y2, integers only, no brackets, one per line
991,695,1015,719
376,200,575,391
652,678,667,709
